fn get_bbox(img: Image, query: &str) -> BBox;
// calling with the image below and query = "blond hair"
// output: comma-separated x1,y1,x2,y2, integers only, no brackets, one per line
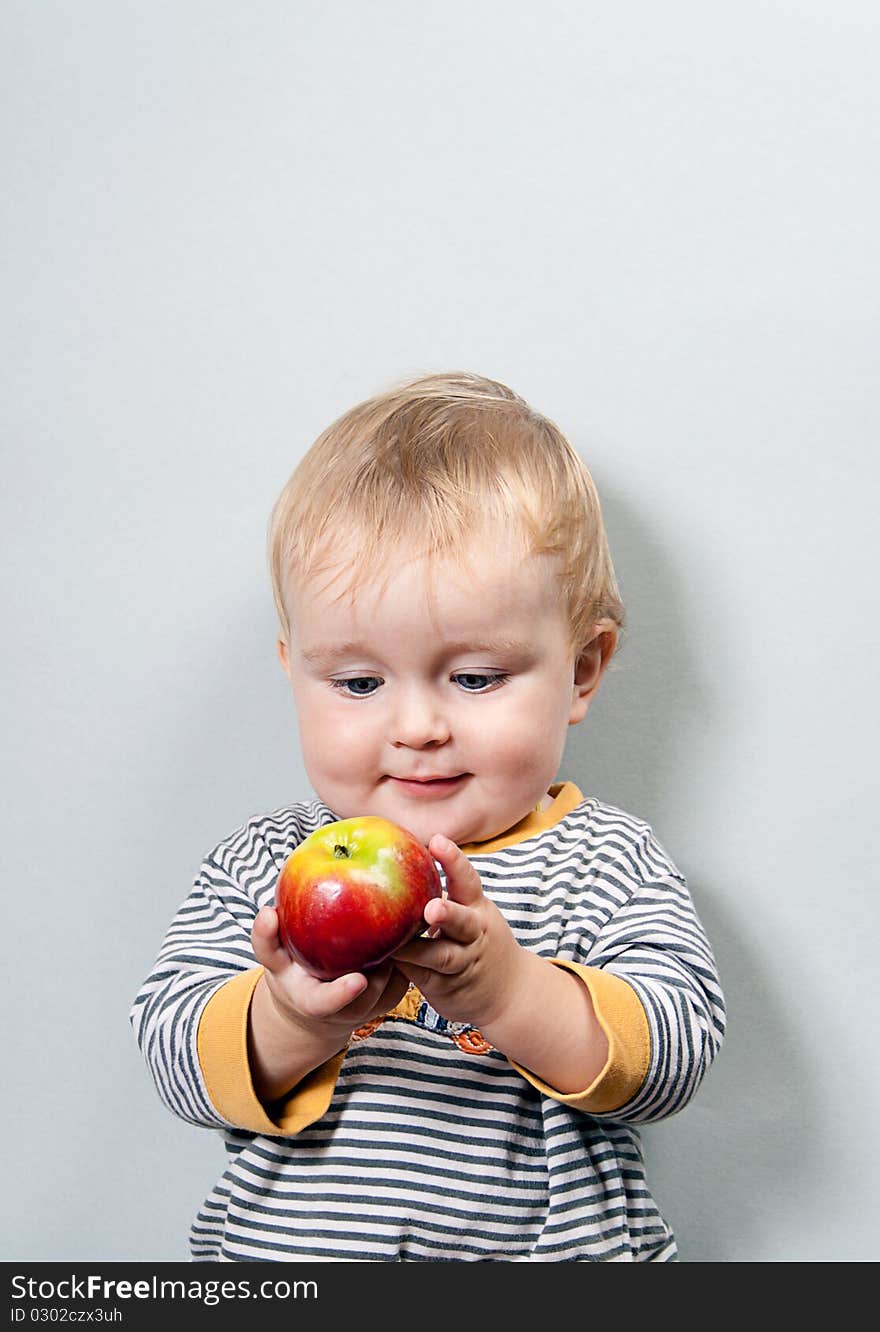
268,371,625,656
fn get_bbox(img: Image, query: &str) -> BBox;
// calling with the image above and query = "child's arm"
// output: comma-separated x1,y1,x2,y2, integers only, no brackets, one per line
393,836,610,1093
393,833,724,1118
248,906,408,1102
130,842,406,1135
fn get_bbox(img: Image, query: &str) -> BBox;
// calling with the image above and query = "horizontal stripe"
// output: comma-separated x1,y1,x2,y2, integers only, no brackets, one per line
131,790,725,1262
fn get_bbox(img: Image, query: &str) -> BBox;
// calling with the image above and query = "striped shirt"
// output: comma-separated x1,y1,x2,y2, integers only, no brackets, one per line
130,782,725,1262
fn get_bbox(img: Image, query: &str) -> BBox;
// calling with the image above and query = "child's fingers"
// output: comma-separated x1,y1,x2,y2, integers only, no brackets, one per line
394,959,432,994
423,895,481,944
295,969,369,1016
377,965,411,1013
293,960,402,1020
429,835,483,906
393,933,466,977
251,905,292,975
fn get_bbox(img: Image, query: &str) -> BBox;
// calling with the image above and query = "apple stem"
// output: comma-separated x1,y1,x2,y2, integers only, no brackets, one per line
333,844,351,858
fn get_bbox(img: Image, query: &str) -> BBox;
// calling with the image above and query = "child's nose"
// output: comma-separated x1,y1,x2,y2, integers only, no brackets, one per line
390,685,451,749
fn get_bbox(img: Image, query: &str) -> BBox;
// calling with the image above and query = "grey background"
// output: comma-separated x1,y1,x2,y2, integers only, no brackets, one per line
3,1,878,1262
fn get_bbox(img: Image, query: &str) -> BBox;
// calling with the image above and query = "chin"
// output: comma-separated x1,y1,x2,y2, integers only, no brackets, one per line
380,807,463,848
407,812,488,849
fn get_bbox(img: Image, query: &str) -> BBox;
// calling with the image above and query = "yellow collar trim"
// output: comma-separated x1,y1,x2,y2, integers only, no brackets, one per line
459,780,585,856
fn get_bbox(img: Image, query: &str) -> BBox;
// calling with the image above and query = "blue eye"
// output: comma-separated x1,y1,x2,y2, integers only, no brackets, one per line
330,676,382,697
452,672,507,692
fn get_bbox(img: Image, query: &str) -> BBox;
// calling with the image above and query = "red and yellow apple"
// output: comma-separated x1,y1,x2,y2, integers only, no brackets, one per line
275,815,442,981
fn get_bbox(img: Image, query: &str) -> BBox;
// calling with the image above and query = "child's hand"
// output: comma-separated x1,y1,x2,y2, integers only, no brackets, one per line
391,834,526,1031
251,905,410,1041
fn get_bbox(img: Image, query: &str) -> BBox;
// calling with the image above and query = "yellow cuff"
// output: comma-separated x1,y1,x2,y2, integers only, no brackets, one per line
509,961,650,1114
197,968,345,1136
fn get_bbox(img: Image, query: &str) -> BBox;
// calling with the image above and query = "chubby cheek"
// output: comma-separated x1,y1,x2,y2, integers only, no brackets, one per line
293,684,379,787
481,685,570,782
477,722,532,779
505,736,557,789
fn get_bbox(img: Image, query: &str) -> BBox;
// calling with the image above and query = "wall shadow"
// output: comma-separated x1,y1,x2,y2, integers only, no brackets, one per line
563,476,820,1261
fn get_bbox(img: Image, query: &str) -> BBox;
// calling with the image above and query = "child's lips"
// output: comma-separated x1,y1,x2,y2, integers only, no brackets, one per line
387,774,470,798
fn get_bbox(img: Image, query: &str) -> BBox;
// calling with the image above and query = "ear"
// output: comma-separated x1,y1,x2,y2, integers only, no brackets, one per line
277,636,291,680
569,622,618,726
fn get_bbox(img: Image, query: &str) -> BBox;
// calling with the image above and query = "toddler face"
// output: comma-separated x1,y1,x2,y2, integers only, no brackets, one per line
278,534,602,847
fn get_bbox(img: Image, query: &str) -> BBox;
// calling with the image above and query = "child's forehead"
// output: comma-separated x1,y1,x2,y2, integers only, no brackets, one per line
287,528,558,608
284,536,568,654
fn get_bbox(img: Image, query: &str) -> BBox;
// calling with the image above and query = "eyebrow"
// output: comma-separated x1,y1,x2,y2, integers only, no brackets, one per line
298,642,374,668
298,637,534,668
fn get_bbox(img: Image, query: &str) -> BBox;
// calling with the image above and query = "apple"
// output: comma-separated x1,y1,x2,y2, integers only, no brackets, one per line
275,815,442,981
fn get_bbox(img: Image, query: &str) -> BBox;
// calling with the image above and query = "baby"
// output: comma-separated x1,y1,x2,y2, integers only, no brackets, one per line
131,371,725,1262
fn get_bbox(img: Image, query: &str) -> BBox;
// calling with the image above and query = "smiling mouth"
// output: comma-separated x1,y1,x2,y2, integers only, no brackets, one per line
387,774,470,794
